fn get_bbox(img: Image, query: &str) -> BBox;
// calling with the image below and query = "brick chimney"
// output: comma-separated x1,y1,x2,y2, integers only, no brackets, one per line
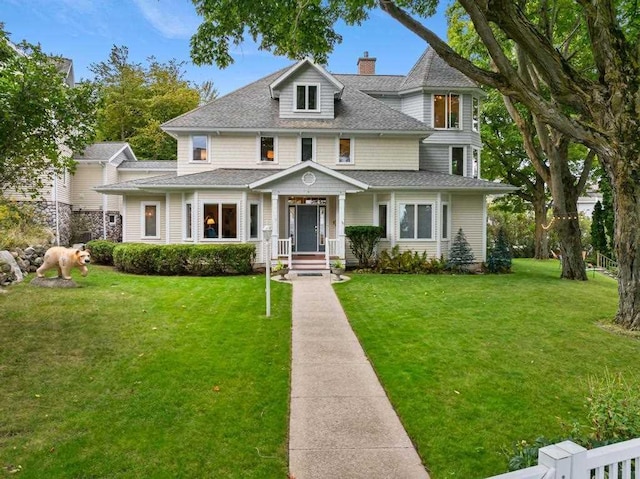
357,51,376,75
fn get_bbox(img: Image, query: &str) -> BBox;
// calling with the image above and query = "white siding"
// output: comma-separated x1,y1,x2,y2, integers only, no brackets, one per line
261,170,358,196
168,193,182,243
450,193,485,261
370,95,402,111
71,164,103,209
278,64,336,119
401,92,424,121
344,193,375,264
352,137,418,170
105,164,119,211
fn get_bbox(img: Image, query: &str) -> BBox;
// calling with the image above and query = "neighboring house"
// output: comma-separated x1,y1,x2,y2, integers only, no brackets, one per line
71,142,175,242
577,190,603,218
96,49,516,268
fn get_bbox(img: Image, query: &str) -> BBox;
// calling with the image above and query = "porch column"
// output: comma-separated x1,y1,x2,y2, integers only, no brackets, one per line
436,193,442,258
338,193,346,259
271,193,279,261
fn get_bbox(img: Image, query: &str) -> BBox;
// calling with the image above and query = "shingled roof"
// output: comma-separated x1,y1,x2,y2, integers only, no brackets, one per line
401,48,478,90
74,142,132,164
97,167,517,194
162,69,431,134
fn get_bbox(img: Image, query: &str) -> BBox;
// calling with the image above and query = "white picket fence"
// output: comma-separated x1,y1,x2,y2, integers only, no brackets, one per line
487,438,640,479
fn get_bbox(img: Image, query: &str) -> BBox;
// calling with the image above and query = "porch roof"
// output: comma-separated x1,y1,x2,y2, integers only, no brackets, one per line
95,167,517,195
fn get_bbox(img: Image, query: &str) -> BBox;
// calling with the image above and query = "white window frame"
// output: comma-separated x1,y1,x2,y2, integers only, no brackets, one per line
184,202,193,241
398,203,435,240
190,135,210,163
450,145,467,176
141,201,161,239
472,96,480,132
377,202,390,239
298,136,316,162
432,93,462,130
201,201,240,241
293,82,321,112
472,147,481,179
441,202,450,240
108,214,117,226
248,201,260,240
256,135,278,163
336,137,355,164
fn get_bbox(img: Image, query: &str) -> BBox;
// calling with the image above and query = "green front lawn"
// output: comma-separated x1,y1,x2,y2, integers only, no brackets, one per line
334,260,633,479
0,267,291,478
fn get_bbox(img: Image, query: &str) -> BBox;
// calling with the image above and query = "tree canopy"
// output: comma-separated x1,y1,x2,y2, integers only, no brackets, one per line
91,46,204,160
0,26,97,196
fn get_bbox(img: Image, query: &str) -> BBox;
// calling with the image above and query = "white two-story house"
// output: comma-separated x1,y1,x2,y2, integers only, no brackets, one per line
97,49,515,268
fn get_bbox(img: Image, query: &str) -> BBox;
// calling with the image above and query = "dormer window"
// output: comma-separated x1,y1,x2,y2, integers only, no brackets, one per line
295,83,319,111
433,93,460,129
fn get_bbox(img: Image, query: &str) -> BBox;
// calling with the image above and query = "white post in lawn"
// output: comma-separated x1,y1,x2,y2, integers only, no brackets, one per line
263,225,272,318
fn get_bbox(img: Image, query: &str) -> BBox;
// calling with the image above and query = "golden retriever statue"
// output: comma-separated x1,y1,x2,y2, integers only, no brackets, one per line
36,247,91,280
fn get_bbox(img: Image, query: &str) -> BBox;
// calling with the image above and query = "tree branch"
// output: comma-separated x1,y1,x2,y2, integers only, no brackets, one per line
577,149,596,193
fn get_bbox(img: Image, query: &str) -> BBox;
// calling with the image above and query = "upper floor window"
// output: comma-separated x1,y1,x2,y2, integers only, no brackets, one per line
472,97,480,132
472,147,480,179
300,137,314,162
192,135,208,161
260,136,276,162
451,146,465,176
434,93,460,129
338,138,354,164
295,84,319,111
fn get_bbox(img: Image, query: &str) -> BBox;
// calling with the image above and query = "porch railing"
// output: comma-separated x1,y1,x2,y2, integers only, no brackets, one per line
277,238,292,269
596,252,618,273
486,438,640,479
326,238,342,268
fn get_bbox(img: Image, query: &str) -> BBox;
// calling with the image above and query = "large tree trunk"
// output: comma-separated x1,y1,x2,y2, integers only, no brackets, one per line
548,137,587,280
532,179,548,260
608,147,640,329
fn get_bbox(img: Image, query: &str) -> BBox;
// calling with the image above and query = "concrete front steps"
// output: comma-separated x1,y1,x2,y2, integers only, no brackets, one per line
291,254,330,271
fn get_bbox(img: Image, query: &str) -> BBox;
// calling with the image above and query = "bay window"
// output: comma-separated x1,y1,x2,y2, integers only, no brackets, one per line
203,203,238,239
433,93,461,129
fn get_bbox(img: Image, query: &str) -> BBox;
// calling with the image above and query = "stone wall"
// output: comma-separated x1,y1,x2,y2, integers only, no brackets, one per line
71,210,122,243
0,246,46,286
18,201,73,246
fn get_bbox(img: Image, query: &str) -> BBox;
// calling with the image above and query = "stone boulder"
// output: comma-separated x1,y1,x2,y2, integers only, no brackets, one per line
0,251,24,285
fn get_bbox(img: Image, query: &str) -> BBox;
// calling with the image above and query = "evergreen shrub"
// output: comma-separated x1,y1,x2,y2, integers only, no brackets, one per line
345,225,384,268
112,243,255,276
447,228,475,273
86,240,117,265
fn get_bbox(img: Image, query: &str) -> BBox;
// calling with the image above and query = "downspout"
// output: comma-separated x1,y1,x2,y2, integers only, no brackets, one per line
53,175,60,246
101,162,107,240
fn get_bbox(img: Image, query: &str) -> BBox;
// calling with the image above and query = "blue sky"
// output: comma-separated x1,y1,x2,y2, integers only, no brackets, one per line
2,0,449,95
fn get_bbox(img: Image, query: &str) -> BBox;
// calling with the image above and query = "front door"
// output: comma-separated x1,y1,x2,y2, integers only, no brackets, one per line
296,205,318,252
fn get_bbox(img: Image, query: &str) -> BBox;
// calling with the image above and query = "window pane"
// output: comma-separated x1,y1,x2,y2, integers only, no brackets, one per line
472,148,479,178
144,205,157,237
417,205,432,239
308,85,317,110
250,204,258,239
434,94,446,128
261,136,275,162
399,204,415,239
221,204,237,239
472,97,479,132
192,135,207,161
296,85,306,109
442,204,448,240
203,204,218,238
301,137,313,161
452,147,464,176
186,203,192,239
449,94,460,128
339,138,351,163
379,204,387,238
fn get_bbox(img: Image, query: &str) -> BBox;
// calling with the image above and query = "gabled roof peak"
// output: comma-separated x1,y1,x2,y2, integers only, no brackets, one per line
269,58,344,99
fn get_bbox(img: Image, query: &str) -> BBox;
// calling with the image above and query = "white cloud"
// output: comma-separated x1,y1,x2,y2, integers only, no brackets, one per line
133,0,200,39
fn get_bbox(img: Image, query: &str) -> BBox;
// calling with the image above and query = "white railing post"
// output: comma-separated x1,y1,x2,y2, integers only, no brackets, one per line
538,441,586,479
287,238,292,269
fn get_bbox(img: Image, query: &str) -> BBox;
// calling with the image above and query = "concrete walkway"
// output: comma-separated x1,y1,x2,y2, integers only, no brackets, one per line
289,272,429,479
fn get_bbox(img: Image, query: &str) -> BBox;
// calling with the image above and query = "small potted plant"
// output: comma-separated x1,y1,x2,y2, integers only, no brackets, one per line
271,260,289,279
331,259,345,280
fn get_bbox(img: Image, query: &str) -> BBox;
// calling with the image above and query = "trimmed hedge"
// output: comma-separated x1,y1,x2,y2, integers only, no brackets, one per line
86,240,118,265
112,243,256,276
